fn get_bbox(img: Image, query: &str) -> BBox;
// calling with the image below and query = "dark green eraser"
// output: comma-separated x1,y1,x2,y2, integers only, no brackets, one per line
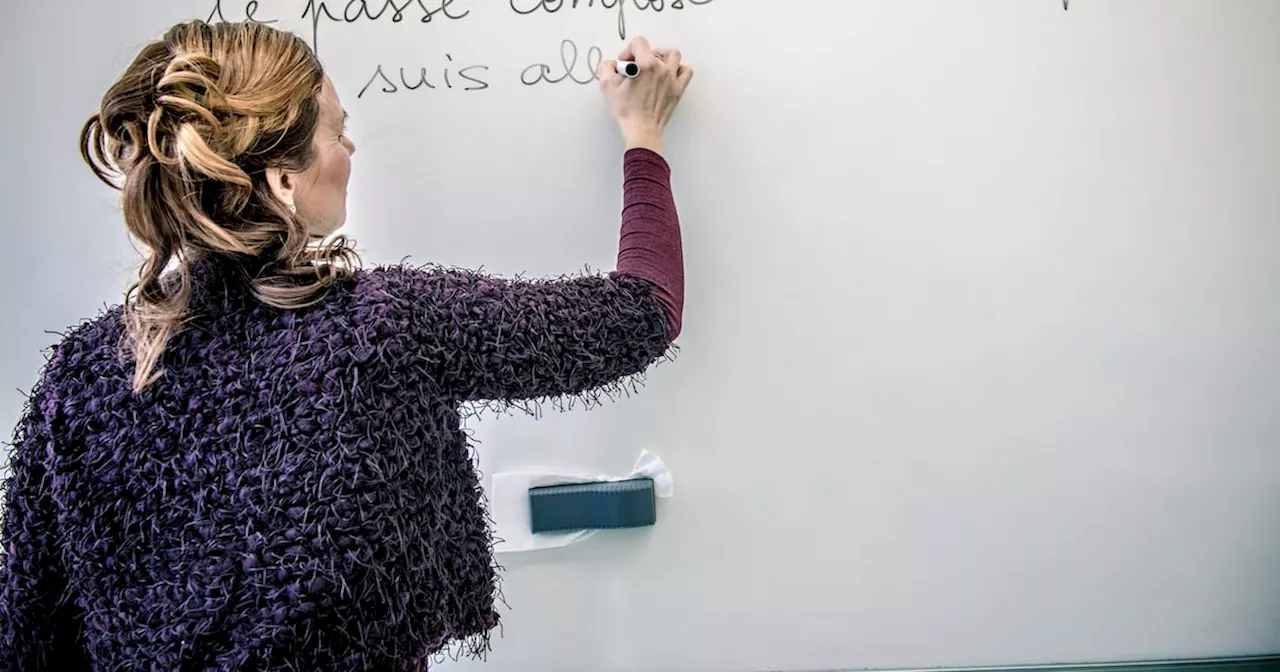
529,478,657,533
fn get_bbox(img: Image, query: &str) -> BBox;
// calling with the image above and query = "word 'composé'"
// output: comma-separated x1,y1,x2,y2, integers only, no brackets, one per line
509,0,714,40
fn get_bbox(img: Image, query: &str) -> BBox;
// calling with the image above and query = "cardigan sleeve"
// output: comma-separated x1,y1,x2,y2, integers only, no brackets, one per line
0,382,88,669
373,148,684,404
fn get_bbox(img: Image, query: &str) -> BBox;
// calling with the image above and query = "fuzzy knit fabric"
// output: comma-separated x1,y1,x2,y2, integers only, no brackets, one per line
0,149,683,670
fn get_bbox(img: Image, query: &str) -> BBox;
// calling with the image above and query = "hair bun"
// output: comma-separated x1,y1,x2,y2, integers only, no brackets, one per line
78,19,357,392
147,51,227,165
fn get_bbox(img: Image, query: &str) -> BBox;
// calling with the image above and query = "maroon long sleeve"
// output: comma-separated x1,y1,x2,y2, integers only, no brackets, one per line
615,148,685,339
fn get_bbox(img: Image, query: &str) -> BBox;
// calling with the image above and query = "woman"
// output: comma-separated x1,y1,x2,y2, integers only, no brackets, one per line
0,19,690,670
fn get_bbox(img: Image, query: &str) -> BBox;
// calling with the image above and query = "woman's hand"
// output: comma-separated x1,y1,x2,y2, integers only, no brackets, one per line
598,36,695,156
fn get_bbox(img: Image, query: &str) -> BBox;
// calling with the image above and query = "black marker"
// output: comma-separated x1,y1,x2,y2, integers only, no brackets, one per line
616,61,640,78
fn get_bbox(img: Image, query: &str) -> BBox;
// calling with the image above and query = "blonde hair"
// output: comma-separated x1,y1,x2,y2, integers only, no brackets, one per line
80,20,357,392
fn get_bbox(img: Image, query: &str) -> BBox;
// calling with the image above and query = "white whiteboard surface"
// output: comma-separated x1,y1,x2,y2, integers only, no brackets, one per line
3,2,1279,671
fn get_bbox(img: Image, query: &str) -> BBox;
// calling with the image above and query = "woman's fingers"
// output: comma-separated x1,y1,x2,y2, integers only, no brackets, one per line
658,48,683,71
598,59,619,86
677,65,695,91
618,35,652,63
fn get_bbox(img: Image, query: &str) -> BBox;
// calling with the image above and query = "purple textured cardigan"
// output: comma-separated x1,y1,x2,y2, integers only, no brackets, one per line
0,149,683,670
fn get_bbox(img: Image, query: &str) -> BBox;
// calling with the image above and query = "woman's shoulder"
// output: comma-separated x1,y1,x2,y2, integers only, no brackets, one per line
21,304,128,404
47,305,127,367
354,261,468,287
350,262,492,305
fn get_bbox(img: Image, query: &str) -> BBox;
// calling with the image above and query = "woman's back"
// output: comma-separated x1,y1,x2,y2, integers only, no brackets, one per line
8,257,672,668
0,18,690,670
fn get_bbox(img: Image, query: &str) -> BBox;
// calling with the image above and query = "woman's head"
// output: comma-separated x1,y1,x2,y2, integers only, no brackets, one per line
273,76,357,238
81,20,358,391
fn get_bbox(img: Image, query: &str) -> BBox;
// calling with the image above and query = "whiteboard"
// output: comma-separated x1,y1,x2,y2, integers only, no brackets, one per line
2,1,1279,671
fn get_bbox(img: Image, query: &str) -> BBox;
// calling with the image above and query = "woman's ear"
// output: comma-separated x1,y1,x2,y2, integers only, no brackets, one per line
266,166,297,212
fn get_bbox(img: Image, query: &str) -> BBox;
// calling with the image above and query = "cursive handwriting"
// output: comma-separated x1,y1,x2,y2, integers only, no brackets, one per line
509,0,714,40
207,0,278,24
520,39,603,86
302,0,471,55
358,58,491,98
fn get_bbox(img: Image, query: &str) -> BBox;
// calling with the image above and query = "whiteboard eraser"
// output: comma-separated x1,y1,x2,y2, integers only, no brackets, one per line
529,478,656,533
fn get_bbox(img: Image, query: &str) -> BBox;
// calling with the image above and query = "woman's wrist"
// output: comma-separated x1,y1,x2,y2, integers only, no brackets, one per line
620,123,664,156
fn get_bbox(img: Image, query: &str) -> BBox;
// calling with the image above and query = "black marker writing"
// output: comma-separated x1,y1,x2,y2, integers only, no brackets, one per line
509,0,714,40
401,67,435,91
521,39,603,86
360,65,399,97
460,66,489,90
302,0,471,55
207,0,278,24
358,60,490,98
